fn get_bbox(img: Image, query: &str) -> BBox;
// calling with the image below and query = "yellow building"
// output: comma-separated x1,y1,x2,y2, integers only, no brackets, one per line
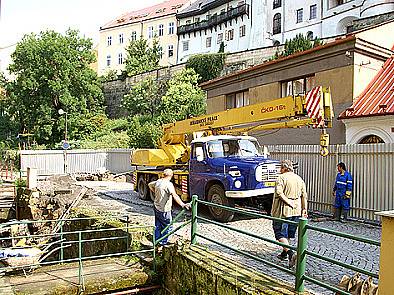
98,0,190,76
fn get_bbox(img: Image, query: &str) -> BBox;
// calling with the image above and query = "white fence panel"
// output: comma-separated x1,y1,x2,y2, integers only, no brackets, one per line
20,149,134,175
267,143,394,222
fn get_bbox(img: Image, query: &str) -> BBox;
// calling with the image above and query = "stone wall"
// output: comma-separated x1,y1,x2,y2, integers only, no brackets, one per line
103,46,284,119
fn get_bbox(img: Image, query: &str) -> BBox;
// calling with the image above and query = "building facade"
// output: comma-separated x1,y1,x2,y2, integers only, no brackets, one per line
199,21,394,145
98,0,189,76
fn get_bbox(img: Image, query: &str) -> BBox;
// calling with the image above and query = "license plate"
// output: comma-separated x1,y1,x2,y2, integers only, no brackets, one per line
264,181,276,187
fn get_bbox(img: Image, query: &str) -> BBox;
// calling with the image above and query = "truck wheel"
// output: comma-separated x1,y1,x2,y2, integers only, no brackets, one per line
149,175,158,202
207,184,235,222
137,176,149,200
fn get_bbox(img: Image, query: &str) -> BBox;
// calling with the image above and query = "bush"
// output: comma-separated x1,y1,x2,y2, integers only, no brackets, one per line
186,53,226,83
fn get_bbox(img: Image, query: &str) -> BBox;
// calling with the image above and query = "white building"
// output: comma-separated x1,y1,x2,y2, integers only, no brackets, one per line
176,0,269,63
177,0,394,62
270,0,394,44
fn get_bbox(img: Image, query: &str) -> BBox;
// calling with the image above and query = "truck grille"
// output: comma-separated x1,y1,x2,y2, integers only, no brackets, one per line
256,163,280,182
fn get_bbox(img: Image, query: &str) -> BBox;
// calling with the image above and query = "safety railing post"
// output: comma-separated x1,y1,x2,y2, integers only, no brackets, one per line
126,215,129,252
152,226,156,273
191,195,198,245
78,231,85,293
60,221,64,262
295,217,308,293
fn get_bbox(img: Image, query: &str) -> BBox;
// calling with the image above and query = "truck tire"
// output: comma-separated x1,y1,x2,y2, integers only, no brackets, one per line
207,184,235,222
137,176,149,200
149,175,158,202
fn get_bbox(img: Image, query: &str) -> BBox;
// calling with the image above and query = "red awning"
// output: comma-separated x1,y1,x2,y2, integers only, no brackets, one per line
339,54,394,119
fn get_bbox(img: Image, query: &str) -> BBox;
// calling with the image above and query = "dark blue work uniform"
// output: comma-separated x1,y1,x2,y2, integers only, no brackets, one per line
333,171,353,211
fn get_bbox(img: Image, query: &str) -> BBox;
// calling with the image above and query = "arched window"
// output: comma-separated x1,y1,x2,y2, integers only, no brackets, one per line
273,40,280,46
306,31,313,40
273,13,281,35
359,135,384,144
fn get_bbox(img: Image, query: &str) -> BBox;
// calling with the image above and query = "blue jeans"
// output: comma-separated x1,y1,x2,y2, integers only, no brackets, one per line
154,207,172,245
272,216,300,240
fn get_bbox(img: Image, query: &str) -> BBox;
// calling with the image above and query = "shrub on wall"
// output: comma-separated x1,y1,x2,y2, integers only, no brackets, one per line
186,53,226,83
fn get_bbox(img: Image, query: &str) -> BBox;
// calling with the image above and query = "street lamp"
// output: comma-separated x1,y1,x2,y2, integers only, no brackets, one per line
58,109,68,142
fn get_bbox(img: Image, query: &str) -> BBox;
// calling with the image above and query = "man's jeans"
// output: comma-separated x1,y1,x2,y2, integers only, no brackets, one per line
154,207,172,245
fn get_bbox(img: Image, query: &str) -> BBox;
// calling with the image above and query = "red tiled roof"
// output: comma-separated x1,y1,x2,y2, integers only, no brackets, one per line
339,53,394,119
100,0,188,30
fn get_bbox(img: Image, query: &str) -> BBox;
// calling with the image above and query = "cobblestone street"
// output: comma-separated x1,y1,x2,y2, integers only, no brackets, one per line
79,181,381,295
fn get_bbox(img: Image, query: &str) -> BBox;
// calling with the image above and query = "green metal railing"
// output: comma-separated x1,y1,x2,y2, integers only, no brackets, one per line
189,195,380,295
0,216,156,293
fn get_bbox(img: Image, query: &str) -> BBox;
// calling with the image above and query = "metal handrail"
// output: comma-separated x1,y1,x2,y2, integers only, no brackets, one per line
0,216,157,292
191,195,380,294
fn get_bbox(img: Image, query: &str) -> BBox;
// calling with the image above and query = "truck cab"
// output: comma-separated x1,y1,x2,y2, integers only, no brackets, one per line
189,135,280,221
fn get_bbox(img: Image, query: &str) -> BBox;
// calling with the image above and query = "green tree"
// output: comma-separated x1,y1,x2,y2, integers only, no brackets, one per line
122,68,206,148
7,29,103,146
160,68,206,122
124,37,162,77
272,34,322,60
186,53,226,83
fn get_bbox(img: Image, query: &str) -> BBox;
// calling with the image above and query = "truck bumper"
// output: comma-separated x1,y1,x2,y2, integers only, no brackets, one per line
225,188,275,198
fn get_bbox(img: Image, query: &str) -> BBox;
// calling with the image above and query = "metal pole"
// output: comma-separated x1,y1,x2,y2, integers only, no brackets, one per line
295,217,308,293
78,231,84,293
65,112,68,141
191,195,198,245
152,227,156,273
60,222,64,262
126,215,129,252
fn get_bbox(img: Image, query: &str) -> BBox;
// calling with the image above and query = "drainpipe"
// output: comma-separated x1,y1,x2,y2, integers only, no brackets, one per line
282,0,285,43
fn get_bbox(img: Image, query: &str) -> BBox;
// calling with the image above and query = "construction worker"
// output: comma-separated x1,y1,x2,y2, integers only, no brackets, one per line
271,160,308,268
332,162,353,222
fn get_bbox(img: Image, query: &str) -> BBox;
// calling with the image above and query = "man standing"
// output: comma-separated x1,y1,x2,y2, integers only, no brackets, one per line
332,162,353,222
148,169,190,246
271,160,308,268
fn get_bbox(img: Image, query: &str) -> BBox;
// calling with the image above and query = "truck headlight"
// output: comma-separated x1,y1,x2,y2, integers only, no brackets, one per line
234,180,242,188
229,170,241,177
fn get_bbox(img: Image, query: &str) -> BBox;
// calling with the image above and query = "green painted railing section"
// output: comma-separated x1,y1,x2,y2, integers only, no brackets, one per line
0,216,156,293
190,195,380,295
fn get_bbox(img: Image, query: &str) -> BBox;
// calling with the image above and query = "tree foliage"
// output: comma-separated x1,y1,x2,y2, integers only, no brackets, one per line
272,34,323,60
122,68,206,148
6,29,103,146
124,38,162,77
186,53,226,83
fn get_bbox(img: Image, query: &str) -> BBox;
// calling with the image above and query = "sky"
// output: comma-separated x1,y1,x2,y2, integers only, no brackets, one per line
0,0,164,46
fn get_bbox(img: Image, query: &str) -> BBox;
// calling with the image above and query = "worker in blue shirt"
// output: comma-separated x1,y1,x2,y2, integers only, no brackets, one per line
333,162,353,222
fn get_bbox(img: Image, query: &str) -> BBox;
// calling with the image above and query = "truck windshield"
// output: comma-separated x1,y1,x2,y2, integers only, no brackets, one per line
207,139,262,158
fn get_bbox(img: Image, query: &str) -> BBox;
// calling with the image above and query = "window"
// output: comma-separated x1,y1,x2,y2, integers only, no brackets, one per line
106,55,111,66
107,36,112,46
206,14,210,20
118,53,123,64
168,22,175,34
158,47,163,58
158,24,164,36
220,9,226,14
296,9,303,23
206,37,212,48
183,40,189,51
238,1,245,6
131,31,137,41
194,17,200,23
273,0,281,9
281,76,316,97
273,13,281,34
306,31,314,40
239,25,246,37
226,91,250,109
119,33,124,44
226,29,234,41
168,45,174,57
310,4,317,19
148,26,154,38
186,20,191,25
217,33,223,44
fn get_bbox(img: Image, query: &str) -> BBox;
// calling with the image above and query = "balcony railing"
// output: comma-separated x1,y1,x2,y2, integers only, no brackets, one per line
178,4,249,35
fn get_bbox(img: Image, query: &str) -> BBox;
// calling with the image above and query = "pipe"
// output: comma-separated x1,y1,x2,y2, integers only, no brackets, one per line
105,285,161,295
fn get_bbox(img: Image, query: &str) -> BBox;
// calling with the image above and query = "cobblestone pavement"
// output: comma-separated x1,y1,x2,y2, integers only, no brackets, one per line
78,181,381,295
